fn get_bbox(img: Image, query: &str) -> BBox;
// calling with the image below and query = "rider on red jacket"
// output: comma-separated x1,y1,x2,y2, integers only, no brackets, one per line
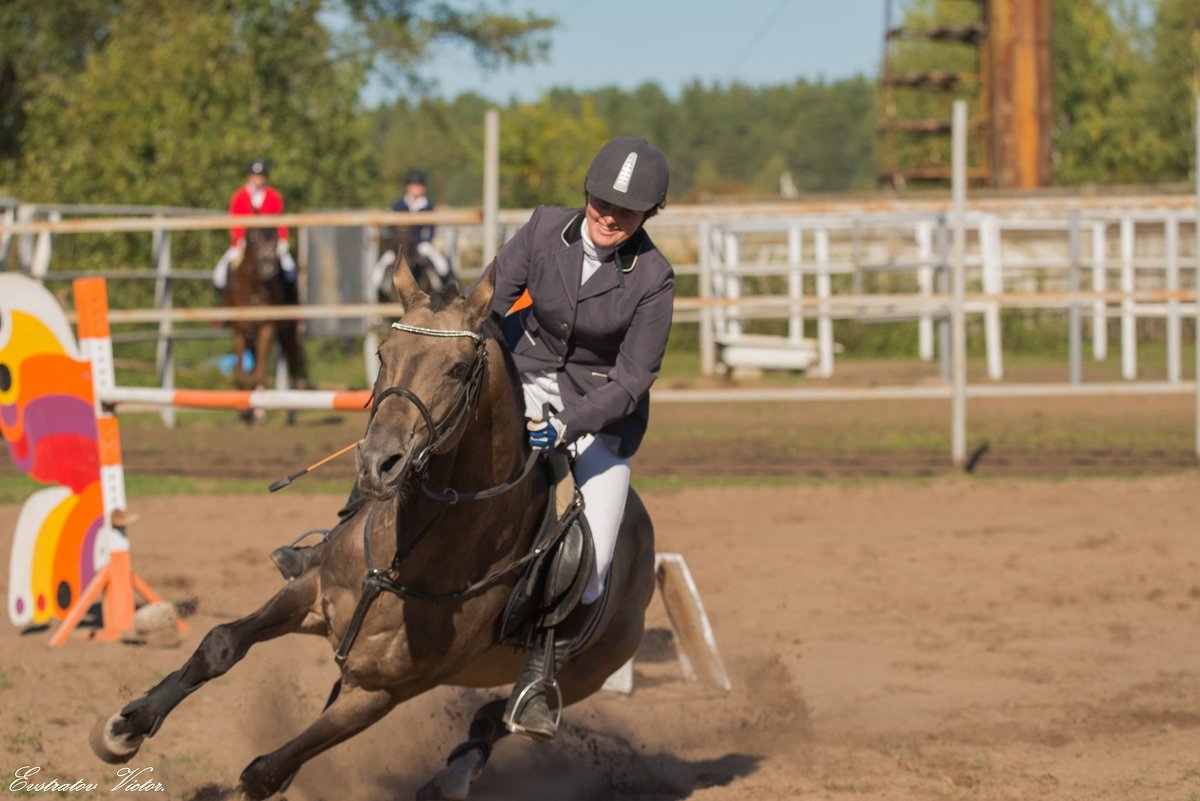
213,158,296,289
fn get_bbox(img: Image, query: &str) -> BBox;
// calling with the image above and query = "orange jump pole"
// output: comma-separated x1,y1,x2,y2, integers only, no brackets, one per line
50,278,185,646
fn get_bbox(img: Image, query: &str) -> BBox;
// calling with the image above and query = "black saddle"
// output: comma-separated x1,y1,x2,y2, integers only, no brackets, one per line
498,451,594,648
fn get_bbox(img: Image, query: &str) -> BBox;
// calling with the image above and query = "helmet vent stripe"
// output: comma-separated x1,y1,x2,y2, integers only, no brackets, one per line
612,152,638,193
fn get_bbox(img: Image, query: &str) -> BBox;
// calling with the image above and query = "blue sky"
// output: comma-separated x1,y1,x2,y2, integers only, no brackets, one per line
368,0,886,105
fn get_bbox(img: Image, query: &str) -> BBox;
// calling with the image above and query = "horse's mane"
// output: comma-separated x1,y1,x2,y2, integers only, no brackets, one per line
426,286,462,312
483,312,524,424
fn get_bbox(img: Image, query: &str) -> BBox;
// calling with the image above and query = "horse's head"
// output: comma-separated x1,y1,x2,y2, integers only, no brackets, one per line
357,250,496,500
244,228,279,282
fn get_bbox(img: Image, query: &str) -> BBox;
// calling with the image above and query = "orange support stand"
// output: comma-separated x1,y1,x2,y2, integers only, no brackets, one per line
48,550,187,646
46,277,187,646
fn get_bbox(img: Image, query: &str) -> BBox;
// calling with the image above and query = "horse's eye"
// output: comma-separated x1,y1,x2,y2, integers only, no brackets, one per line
449,363,470,380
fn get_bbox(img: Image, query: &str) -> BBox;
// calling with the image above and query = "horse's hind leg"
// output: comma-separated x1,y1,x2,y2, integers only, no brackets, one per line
418,699,508,801
238,681,399,800
90,570,323,764
231,326,250,390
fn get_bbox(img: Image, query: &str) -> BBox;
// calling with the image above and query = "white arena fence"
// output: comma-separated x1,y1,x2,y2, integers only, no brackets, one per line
1,196,1198,464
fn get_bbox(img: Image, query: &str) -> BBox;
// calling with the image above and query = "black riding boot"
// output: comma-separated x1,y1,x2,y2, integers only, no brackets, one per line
269,542,324,580
503,627,568,741
270,484,364,580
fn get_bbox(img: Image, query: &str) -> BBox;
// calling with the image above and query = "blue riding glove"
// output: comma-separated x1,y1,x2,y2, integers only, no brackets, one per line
526,417,564,451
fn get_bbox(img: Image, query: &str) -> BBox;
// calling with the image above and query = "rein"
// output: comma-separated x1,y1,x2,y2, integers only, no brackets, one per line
334,318,546,665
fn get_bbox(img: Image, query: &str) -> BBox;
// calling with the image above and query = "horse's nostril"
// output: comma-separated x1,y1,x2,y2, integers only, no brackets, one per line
380,454,402,475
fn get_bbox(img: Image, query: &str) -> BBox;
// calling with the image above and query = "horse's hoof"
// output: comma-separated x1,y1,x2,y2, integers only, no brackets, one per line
89,714,143,764
239,756,284,801
415,749,484,801
416,776,468,801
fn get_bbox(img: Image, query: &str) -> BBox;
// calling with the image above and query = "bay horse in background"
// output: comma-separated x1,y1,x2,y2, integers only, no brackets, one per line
222,226,310,411
90,259,658,801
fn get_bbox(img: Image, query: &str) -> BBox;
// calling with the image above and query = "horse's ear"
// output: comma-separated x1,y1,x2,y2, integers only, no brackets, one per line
464,262,496,322
392,248,425,310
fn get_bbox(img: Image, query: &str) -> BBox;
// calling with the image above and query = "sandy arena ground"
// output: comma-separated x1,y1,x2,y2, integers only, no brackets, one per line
2,472,1199,800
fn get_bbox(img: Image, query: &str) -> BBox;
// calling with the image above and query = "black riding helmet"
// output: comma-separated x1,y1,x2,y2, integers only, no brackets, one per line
404,169,427,185
246,157,270,177
584,136,669,212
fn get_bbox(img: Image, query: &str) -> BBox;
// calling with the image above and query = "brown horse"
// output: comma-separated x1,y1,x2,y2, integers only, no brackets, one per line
222,227,309,402
90,257,658,801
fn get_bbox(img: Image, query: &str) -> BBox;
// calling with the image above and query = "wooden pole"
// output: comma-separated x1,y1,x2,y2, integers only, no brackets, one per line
0,208,483,236
483,109,500,265
1068,210,1082,384
951,100,969,467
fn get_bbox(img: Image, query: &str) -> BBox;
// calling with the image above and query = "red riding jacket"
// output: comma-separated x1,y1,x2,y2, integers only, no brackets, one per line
228,185,289,246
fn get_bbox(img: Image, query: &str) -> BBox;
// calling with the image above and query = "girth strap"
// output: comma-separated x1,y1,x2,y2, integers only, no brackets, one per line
334,465,575,665
334,572,387,666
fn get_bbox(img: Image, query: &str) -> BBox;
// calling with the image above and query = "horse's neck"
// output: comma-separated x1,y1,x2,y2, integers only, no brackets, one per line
428,340,527,490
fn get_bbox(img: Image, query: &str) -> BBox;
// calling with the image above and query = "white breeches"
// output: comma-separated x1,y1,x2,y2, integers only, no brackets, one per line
522,373,630,604
416,241,452,279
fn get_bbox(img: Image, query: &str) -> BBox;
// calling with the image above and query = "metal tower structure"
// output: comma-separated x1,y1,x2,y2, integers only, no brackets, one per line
878,0,1053,190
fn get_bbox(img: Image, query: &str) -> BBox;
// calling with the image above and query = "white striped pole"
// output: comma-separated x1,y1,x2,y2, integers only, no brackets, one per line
99,386,373,412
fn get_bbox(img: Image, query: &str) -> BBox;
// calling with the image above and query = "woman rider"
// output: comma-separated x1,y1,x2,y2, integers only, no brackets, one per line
490,136,674,740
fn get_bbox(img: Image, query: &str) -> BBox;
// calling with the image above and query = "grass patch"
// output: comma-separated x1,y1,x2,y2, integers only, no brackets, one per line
0,473,351,503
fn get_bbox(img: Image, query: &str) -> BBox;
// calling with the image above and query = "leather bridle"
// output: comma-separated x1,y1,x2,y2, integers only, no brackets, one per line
335,319,545,665
370,321,539,502
371,321,489,475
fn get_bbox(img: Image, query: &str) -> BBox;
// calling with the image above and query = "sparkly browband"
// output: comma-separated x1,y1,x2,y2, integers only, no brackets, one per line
391,322,481,341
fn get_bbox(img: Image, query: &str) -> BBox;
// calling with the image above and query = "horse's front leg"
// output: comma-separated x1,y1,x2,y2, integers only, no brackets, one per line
90,569,324,765
418,699,509,801
277,320,311,389
231,325,250,391
238,680,401,800
251,321,274,422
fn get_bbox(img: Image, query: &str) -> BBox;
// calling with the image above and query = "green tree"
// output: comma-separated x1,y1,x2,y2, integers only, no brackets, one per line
14,0,369,209
1052,0,1167,184
1144,0,1200,181
0,0,555,204
500,95,610,208
0,0,123,175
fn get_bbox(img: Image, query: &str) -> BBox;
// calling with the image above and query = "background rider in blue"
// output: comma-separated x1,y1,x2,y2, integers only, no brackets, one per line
490,136,674,741
391,169,455,290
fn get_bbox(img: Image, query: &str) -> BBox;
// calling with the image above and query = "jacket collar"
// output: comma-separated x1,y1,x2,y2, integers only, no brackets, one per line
559,210,645,273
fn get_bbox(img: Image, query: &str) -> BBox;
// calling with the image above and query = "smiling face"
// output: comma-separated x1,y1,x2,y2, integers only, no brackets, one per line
584,194,646,250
